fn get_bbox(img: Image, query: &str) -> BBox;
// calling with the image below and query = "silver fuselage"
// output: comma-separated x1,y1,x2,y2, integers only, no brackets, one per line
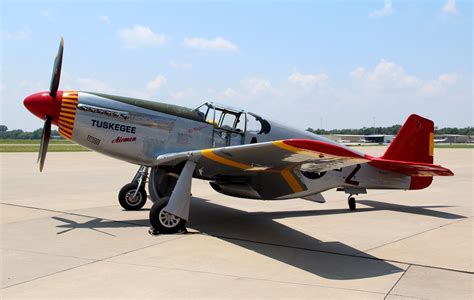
69,92,349,165
61,91,410,199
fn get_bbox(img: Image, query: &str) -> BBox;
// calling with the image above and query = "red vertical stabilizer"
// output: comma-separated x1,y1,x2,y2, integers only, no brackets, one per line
382,114,434,164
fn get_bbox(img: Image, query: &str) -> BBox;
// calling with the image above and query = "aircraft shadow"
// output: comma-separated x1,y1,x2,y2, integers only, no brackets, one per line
51,197,465,280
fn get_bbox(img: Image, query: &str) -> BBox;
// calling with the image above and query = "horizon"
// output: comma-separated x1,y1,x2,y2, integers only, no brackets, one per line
1,122,472,134
1,0,472,131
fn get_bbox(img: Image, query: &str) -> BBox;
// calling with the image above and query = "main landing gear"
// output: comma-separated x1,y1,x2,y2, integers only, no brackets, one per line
118,162,196,234
148,160,197,234
348,195,356,211
149,200,187,234
118,166,149,211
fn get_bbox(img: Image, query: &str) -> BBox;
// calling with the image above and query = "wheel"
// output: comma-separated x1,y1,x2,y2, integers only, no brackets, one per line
149,200,186,234
118,183,147,210
348,197,356,211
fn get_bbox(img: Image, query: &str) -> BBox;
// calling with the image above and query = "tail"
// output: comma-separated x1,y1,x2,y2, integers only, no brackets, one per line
368,114,453,190
382,114,434,164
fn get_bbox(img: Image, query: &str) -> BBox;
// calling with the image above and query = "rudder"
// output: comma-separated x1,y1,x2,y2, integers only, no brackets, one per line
382,114,434,164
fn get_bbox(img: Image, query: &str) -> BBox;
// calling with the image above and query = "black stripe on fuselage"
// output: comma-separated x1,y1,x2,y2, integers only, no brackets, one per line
84,91,207,123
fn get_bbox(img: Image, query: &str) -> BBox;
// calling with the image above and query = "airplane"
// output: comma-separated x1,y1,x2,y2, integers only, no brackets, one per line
23,39,454,233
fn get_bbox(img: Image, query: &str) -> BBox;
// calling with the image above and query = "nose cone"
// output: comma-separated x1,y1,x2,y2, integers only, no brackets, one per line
24,91,63,125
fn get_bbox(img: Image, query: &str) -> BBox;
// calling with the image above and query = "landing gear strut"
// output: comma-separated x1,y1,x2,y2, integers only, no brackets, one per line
118,166,149,210
338,187,366,211
348,195,356,211
149,160,196,234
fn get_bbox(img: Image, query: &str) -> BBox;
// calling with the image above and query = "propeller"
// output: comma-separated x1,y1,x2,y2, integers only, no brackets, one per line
50,37,64,97
38,116,52,172
37,38,64,172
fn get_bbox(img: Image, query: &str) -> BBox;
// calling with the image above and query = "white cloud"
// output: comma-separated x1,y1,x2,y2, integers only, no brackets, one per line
221,88,238,98
351,59,459,97
442,0,458,15
98,14,111,24
183,36,238,52
418,73,458,96
117,25,165,48
350,59,420,88
169,61,192,70
241,77,272,94
76,78,115,93
146,75,167,91
3,25,31,40
169,89,196,101
288,72,329,88
369,0,393,17
40,8,53,17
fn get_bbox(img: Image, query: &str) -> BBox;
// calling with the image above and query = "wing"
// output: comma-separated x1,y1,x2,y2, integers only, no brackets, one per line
155,139,369,199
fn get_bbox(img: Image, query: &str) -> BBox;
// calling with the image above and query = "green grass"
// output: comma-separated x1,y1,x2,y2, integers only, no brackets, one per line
0,144,90,152
0,139,90,152
0,139,472,153
0,139,73,144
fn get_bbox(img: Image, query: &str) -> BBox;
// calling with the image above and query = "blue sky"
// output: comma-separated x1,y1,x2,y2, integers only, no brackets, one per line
1,0,472,131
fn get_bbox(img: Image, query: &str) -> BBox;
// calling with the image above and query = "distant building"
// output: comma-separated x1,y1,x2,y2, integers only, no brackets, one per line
324,134,394,144
364,135,394,144
434,134,470,143
324,135,366,144
324,133,471,144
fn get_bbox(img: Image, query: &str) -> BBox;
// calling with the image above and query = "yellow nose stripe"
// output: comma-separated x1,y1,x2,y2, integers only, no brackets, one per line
58,91,78,140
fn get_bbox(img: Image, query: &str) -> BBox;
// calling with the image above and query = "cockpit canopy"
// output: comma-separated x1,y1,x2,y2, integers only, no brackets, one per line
193,102,270,134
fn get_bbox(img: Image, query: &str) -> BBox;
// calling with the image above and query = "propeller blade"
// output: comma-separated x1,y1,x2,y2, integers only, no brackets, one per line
49,37,64,97
38,116,52,172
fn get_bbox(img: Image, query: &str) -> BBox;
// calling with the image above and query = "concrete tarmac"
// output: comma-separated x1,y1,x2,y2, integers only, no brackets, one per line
1,147,472,299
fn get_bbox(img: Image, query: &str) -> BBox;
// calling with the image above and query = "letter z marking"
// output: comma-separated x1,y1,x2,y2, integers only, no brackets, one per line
345,164,361,186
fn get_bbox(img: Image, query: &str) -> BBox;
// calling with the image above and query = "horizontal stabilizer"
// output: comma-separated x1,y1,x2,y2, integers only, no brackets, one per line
368,157,453,177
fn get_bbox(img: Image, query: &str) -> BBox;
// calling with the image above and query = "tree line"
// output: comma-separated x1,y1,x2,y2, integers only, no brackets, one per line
0,125,60,139
0,124,472,139
305,125,473,136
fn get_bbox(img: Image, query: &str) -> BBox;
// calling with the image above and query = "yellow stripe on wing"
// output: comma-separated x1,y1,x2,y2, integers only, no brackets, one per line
280,167,304,193
200,146,305,194
201,149,253,170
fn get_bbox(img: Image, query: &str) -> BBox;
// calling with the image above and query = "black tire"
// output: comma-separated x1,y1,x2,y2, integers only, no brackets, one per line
149,201,186,234
348,197,356,211
118,183,147,210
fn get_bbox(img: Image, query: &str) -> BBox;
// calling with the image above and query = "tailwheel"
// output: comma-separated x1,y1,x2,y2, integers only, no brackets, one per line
348,196,356,211
118,183,147,210
149,200,187,234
